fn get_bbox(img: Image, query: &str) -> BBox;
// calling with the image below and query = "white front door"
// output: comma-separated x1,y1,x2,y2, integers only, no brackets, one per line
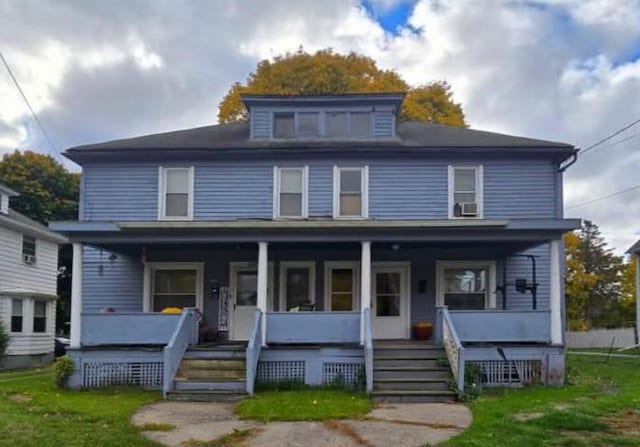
229,263,273,341
371,264,409,339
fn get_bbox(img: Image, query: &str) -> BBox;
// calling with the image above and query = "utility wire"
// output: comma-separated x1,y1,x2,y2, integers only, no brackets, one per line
0,51,63,160
566,183,640,210
579,117,640,157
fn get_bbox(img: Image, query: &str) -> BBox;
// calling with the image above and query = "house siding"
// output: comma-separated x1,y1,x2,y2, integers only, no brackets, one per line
80,157,558,222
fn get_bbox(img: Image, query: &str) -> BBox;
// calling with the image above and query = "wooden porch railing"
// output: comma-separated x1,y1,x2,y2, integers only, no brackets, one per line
245,309,263,395
162,308,199,397
440,307,466,394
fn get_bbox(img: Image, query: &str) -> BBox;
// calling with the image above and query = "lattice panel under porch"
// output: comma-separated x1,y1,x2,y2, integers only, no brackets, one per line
472,360,541,386
322,362,363,387
256,361,305,382
82,361,163,389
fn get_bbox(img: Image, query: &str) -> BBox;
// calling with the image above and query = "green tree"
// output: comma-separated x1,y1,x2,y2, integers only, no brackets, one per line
620,256,637,326
0,150,79,333
218,48,466,127
564,220,625,329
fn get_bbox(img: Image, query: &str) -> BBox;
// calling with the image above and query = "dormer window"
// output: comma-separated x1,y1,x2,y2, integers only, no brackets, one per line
271,111,373,139
297,112,320,137
273,112,295,138
350,112,371,138
326,112,348,137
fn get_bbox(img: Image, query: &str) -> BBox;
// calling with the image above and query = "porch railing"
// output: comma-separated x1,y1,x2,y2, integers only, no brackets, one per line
440,307,466,393
449,310,551,343
265,311,360,344
81,313,181,346
362,307,374,393
246,309,263,395
163,308,199,397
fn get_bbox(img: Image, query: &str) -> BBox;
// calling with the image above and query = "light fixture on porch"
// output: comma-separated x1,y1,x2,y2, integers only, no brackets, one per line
391,244,400,251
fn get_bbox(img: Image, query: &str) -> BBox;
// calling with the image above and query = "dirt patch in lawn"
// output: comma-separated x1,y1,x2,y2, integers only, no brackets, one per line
513,412,544,422
6,393,32,402
602,408,640,437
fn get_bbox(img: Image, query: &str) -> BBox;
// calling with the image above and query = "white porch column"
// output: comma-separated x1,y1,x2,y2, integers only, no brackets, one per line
550,239,563,345
70,242,83,348
360,241,371,343
257,241,268,345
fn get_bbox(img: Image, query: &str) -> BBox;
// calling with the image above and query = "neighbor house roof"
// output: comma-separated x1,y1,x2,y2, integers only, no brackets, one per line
627,240,640,254
0,182,19,197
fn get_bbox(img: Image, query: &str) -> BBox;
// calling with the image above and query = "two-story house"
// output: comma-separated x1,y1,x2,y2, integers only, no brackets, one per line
0,182,67,369
51,93,579,401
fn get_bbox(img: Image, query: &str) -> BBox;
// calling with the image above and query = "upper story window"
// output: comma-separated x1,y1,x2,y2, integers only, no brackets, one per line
297,112,320,137
158,167,194,220
22,234,36,265
333,166,368,219
274,167,308,219
33,301,47,333
11,299,23,333
350,112,371,138
272,111,372,139
448,165,483,219
273,112,295,138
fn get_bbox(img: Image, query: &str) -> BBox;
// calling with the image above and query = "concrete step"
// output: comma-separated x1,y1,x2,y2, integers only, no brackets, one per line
374,348,445,357
184,350,245,360
374,340,441,348
176,367,245,380
166,390,247,402
180,358,246,370
374,357,442,368
373,378,450,391
174,379,246,391
373,366,451,380
371,390,458,403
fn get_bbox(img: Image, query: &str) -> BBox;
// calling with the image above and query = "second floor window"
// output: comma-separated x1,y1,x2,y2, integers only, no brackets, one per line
274,167,308,218
159,167,194,220
334,166,368,218
449,165,483,218
22,234,36,264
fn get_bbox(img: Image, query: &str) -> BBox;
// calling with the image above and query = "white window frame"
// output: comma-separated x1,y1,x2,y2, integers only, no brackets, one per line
21,234,37,265
324,261,360,311
435,260,496,309
10,298,24,333
448,165,483,219
278,261,316,311
143,262,204,312
273,166,309,219
32,300,48,334
158,166,195,221
333,166,369,219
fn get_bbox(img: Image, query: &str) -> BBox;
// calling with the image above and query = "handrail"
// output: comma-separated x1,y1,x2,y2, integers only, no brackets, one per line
362,307,374,393
441,307,466,394
246,309,263,395
163,308,198,398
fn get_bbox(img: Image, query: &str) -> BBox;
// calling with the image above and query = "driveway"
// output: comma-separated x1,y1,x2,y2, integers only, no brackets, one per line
132,400,472,447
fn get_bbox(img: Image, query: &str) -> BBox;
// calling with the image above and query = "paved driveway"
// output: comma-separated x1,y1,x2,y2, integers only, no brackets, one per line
132,401,472,447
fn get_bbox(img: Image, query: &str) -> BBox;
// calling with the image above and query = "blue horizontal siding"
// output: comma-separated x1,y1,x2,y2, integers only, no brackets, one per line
80,157,559,222
502,244,551,311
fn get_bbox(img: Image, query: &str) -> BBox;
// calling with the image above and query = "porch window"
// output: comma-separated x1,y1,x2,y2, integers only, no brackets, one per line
274,167,308,218
159,167,194,220
448,165,483,218
11,299,23,333
151,267,199,312
437,261,496,310
33,301,47,333
325,262,359,311
333,166,368,218
280,262,315,311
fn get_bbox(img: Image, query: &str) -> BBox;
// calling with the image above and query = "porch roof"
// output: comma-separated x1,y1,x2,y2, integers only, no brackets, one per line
50,218,579,245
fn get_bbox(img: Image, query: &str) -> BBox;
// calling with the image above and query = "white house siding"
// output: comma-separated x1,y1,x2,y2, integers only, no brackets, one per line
4,298,56,355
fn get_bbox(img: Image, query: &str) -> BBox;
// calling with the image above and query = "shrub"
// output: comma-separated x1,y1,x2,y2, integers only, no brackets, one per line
53,355,75,388
0,321,8,362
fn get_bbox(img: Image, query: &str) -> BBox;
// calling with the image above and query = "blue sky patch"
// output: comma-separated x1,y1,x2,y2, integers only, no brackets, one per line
361,0,418,35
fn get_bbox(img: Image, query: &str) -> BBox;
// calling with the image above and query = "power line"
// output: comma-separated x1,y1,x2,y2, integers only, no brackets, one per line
579,117,640,157
0,51,63,160
566,183,640,210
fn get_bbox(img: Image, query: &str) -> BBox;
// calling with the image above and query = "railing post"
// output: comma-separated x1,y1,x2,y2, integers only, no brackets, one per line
457,348,466,392
434,306,445,344
70,242,83,348
360,241,371,344
549,239,562,345
257,242,268,346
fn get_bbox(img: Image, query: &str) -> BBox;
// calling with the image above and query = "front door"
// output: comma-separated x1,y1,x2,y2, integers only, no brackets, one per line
372,264,409,339
229,263,273,341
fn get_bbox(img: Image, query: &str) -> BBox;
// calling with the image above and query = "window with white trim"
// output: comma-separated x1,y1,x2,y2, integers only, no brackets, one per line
333,166,368,218
159,167,194,220
325,262,359,311
274,167,308,218
33,301,47,333
151,267,200,312
11,299,23,333
437,261,495,310
22,234,36,264
449,166,483,218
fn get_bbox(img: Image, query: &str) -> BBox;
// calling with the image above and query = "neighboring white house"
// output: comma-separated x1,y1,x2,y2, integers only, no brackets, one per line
0,182,67,369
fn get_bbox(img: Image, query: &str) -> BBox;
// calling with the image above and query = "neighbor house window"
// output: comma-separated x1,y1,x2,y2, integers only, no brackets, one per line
11,299,23,333
159,167,194,220
333,166,368,218
149,264,202,312
350,112,371,138
437,261,495,310
273,112,295,138
22,234,36,264
448,166,483,218
297,112,320,138
33,301,47,333
274,167,308,218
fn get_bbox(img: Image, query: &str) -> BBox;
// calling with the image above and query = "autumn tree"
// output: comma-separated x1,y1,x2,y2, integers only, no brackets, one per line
0,150,80,332
218,48,466,127
564,220,626,329
620,256,637,326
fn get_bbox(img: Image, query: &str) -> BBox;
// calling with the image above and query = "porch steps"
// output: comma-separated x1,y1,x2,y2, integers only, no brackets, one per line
167,342,248,402
372,340,456,403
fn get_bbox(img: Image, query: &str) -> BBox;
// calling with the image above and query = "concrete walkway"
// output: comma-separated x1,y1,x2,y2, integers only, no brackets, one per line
132,401,472,447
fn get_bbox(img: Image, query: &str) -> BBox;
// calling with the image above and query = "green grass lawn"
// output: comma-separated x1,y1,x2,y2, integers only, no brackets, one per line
0,367,161,447
443,354,640,447
235,389,371,422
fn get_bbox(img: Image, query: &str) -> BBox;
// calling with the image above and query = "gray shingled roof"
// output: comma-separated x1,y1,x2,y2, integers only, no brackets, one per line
65,120,574,156
0,208,68,243
627,239,640,254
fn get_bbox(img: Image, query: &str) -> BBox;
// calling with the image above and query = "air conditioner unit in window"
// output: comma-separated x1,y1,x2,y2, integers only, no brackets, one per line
461,202,478,217
23,254,36,264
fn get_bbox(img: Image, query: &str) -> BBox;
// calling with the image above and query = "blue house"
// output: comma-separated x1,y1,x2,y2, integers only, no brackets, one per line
51,93,579,401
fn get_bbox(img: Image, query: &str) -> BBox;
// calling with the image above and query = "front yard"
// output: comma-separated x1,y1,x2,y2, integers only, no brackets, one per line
1,354,639,446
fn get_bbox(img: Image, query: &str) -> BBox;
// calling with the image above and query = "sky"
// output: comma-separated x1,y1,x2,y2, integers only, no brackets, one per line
0,0,639,254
